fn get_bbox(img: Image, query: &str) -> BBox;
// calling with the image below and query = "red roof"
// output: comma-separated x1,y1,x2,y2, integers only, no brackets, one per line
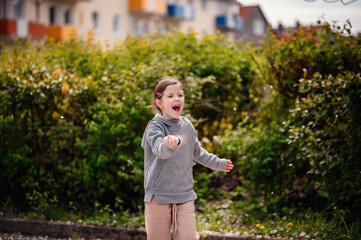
239,6,257,22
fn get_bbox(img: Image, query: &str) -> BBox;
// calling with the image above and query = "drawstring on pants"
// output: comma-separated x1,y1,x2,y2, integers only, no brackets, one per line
171,203,178,240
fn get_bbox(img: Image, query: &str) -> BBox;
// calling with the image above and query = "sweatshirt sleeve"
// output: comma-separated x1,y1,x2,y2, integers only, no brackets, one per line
193,130,227,171
145,121,178,159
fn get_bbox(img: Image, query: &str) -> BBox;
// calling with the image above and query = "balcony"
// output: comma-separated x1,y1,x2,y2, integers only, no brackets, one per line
184,6,195,20
0,19,17,37
17,19,28,38
129,0,167,15
46,25,77,41
0,18,46,40
167,4,184,19
235,16,242,30
28,22,46,39
155,1,167,14
216,15,242,30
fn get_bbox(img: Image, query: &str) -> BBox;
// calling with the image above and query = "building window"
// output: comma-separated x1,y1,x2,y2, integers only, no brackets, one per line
113,15,119,32
231,3,239,15
132,18,140,37
0,0,9,18
253,19,264,36
49,5,57,25
64,7,72,25
92,12,98,29
113,14,121,37
13,0,23,19
217,1,227,15
201,0,207,11
132,18,148,37
91,11,100,34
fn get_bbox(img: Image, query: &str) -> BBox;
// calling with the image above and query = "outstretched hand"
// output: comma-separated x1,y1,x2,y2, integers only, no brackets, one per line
164,135,180,147
224,160,234,172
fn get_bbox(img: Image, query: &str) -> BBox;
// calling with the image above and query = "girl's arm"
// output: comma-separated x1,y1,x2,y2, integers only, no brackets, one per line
193,132,230,171
146,122,179,159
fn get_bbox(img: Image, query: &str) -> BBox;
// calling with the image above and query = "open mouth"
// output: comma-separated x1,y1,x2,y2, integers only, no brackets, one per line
172,104,181,112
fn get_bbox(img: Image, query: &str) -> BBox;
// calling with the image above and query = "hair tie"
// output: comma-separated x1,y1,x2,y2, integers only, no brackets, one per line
156,92,163,98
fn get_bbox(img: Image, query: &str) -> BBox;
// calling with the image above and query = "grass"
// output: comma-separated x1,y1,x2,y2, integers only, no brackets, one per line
1,199,359,240
195,199,360,240
13,207,145,229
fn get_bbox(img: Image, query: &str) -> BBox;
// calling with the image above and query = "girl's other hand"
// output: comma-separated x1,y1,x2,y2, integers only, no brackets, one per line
224,160,234,172
164,135,180,147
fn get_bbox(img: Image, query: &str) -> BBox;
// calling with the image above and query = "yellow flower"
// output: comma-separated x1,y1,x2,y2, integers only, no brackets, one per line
227,221,230,224
289,227,292,230
288,222,293,226
333,206,337,210
51,111,60,119
256,223,261,228
53,69,62,75
260,225,265,229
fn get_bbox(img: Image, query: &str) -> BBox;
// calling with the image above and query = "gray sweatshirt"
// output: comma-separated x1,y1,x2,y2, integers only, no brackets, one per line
141,114,227,204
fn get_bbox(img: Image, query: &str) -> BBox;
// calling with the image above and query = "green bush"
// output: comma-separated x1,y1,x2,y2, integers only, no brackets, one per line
258,19,361,128
260,20,360,114
216,22,361,236
288,72,361,222
0,30,256,211
217,118,313,214
259,21,361,223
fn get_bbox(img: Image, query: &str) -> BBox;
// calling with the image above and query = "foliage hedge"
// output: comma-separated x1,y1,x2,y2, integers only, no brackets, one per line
0,30,256,211
263,22,361,223
217,21,361,227
1,22,360,236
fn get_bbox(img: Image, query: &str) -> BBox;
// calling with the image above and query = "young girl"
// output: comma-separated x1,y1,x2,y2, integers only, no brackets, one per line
141,76,234,240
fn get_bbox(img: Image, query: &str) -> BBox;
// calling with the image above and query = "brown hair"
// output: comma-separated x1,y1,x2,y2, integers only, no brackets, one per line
151,76,183,114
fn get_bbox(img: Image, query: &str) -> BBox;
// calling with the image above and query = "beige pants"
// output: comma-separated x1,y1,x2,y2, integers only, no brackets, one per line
145,196,200,240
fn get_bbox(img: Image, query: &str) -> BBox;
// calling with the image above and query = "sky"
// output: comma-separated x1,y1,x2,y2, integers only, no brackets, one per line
237,0,361,35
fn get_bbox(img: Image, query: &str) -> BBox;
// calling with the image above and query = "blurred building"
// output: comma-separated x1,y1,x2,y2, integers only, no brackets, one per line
0,0,269,46
237,5,269,44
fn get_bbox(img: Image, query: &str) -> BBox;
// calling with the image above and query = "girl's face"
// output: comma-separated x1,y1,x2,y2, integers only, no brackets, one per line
156,83,184,119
